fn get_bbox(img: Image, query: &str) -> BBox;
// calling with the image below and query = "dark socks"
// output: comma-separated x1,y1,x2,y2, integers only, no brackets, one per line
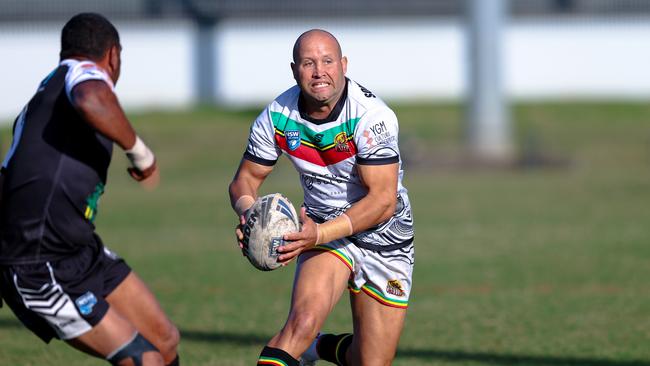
317,333,353,366
257,346,299,366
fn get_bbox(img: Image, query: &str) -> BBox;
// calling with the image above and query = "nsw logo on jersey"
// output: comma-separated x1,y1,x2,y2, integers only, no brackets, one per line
286,130,301,151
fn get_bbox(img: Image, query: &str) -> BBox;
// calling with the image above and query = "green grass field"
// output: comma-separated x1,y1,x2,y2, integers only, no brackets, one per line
0,102,649,365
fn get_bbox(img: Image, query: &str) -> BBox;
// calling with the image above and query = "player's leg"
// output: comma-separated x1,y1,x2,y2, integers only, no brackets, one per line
0,258,165,366
56,242,177,365
347,291,407,366
67,307,164,366
106,271,180,366
259,250,350,364
313,242,414,366
306,293,406,366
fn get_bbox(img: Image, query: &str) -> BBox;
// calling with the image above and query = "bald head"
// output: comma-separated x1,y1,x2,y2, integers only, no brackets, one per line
292,29,342,63
290,28,348,117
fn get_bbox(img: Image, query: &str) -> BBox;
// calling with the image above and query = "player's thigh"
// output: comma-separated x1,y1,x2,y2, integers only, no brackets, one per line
349,290,407,365
291,249,351,315
106,272,178,347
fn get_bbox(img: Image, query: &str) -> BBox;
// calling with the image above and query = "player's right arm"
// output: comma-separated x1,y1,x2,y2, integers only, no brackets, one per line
229,158,273,213
229,158,274,250
71,80,158,186
230,103,281,247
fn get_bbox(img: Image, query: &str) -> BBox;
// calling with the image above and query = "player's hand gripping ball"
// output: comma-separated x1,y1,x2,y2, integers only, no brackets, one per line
242,193,300,271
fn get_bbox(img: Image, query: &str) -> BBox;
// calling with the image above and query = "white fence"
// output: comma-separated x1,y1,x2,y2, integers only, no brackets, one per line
1,17,649,121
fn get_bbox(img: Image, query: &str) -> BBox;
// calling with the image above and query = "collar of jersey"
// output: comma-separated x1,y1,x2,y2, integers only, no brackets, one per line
298,78,349,125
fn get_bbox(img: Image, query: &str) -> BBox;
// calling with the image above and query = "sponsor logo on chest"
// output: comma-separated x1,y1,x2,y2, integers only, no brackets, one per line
365,121,396,145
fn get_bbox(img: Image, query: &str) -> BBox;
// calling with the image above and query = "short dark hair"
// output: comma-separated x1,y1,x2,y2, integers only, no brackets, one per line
60,13,120,61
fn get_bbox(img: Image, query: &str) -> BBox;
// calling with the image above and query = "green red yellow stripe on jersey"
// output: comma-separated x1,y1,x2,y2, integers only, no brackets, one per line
271,111,360,167
257,357,289,366
348,282,409,309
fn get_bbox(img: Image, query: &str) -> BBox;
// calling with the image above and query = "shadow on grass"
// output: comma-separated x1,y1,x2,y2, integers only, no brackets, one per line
398,348,650,366
180,328,270,346
181,329,649,366
0,317,22,328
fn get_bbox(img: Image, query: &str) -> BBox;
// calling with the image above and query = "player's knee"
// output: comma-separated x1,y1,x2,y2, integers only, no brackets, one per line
107,332,162,366
285,311,320,341
155,323,180,361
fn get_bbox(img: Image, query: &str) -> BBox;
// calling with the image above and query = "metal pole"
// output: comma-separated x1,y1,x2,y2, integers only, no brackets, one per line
466,0,512,161
182,0,219,105
194,17,218,104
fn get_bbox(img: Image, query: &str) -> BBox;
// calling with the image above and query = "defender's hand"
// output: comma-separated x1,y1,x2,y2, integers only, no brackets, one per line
127,161,159,190
277,208,318,264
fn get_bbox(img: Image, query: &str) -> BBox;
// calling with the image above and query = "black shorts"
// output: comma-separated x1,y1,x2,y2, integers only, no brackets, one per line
0,242,131,343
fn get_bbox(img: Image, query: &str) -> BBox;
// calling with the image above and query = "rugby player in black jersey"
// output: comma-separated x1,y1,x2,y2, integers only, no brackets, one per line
0,13,179,366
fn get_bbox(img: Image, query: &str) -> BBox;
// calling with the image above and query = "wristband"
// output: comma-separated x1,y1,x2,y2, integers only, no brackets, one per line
125,136,155,171
234,195,255,217
315,213,354,245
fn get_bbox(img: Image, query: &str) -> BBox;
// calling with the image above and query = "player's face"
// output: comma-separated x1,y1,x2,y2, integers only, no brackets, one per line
292,35,347,111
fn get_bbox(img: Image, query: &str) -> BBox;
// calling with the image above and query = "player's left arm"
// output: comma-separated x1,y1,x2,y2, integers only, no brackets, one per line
278,163,397,262
72,80,136,150
72,80,158,186
339,162,398,229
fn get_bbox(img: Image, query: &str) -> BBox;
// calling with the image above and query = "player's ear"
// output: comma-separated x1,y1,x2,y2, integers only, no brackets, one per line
290,62,298,81
341,56,348,74
107,44,121,83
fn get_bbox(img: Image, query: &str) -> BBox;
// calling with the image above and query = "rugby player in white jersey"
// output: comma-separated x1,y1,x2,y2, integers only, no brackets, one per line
229,29,415,366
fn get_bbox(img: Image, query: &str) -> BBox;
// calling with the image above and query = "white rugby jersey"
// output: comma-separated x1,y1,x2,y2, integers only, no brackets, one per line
245,78,414,251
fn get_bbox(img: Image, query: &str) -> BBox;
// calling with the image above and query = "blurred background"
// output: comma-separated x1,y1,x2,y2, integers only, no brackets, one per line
1,1,649,365
1,0,650,159
1,1,649,110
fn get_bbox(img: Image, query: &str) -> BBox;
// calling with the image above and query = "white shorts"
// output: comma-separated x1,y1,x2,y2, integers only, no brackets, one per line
310,238,414,309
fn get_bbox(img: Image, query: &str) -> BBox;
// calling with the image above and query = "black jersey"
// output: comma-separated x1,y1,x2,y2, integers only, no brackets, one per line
0,60,115,264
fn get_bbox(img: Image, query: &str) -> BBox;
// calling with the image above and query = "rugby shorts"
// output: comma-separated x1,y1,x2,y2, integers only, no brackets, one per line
309,238,414,309
0,242,131,342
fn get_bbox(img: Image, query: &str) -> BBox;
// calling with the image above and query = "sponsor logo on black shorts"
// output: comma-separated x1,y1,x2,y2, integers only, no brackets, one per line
75,291,98,315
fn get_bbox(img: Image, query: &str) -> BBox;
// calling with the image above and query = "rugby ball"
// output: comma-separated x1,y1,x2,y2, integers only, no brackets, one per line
242,193,300,271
